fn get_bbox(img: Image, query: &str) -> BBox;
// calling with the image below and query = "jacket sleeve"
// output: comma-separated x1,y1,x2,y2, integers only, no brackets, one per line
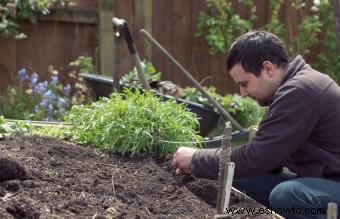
192,83,319,180
191,148,221,179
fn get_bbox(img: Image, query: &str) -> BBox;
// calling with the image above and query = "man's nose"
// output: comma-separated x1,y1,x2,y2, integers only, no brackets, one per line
240,87,248,97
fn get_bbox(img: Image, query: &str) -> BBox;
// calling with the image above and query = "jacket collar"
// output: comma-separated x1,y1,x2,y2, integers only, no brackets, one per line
280,55,308,86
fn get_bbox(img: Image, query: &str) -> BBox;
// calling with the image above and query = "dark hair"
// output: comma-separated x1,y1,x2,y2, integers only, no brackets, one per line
226,31,290,77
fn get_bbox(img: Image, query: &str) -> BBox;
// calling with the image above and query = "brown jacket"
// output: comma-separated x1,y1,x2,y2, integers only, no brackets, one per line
192,56,340,181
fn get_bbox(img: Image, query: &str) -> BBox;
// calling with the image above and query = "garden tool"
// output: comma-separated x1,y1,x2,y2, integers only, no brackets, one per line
327,202,338,219
216,123,234,214
112,17,151,91
140,29,243,131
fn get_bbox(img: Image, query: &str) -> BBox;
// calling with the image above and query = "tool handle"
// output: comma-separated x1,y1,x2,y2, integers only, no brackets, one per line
112,18,150,90
112,17,136,55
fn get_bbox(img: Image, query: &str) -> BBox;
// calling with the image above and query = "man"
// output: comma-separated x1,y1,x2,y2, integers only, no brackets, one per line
172,31,340,219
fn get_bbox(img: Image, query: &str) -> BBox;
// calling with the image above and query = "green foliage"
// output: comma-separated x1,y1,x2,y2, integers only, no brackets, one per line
196,0,255,54
287,2,322,56
221,94,265,128
181,86,222,107
196,0,322,58
181,87,265,128
0,116,32,134
265,0,286,39
68,56,95,105
197,0,340,83
69,56,95,74
0,56,93,121
31,125,67,139
121,60,161,87
65,88,203,156
313,0,340,83
0,0,69,38
0,85,35,120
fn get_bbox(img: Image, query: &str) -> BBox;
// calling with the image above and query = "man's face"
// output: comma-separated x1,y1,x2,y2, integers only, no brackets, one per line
229,63,278,106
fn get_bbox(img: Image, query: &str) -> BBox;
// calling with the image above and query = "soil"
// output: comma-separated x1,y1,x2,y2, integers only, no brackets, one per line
0,135,276,219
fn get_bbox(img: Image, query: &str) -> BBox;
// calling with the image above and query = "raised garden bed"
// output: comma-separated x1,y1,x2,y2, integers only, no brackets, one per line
0,135,277,218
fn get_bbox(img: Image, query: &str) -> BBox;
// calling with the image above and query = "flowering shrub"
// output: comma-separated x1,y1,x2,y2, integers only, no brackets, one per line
0,56,93,121
0,67,71,121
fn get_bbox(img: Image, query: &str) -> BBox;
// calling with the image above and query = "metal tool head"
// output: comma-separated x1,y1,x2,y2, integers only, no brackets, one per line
112,17,126,38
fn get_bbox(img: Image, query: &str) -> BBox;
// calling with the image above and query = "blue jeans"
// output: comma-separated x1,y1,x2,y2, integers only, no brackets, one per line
233,174,340,219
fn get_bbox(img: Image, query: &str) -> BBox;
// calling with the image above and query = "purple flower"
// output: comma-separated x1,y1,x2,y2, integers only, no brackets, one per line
63,84,71,95
44,116,52,122
43,90,57,101
58,97,68,109
30,72,38,86
47,103,54,114
39,98,48,108
18,68,29,81
34,81,48,94
50,76,58,86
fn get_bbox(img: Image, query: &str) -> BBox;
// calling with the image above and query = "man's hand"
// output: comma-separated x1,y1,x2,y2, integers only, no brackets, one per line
172,146,197,175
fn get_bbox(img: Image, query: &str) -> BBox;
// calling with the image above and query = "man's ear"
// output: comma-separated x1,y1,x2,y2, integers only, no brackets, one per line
262,61,275,78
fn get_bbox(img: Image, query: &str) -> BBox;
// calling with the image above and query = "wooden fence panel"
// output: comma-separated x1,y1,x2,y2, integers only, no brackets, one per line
151,0,173,81
0,12,97,94
191,0,210,86
0,38,16,93
113,0,134,79
171,0,193,87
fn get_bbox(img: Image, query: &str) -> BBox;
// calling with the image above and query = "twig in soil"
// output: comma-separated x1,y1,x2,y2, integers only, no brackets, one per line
1,192,18,202
111,169,118,204
92,213,98,219
57,208,76,216
145,207,151,215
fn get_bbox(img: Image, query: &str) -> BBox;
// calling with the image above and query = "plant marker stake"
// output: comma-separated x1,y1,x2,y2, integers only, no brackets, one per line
216,123,234,214
155,128,161,160
140,29,243,131
327,202,337,219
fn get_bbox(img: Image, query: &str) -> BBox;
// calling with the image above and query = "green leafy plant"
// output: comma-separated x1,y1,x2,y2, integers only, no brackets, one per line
0,84,36,120
65,88,203,156
313,0,340,83
0,0,69,38
68,56,95,105
0,116,32,134
181,86,222,107
196,0,255,54
181,86,265,128
221,94,265,128
121,60,161,88
69,56,95,74
31,125,67,139
196,0,322,57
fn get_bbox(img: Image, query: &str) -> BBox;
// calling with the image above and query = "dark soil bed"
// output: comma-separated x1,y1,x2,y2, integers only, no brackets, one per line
0,135,276,218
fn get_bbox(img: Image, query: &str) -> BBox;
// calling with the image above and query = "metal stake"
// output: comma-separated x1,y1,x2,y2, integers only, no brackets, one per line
327,202,338,219
216,123,234,214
